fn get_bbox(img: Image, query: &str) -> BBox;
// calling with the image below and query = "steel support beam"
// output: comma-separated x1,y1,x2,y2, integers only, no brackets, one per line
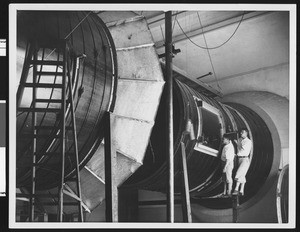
67,54,84,222
104,112,118,222
180,141,192,223
29,45,37,222
165,11,174,223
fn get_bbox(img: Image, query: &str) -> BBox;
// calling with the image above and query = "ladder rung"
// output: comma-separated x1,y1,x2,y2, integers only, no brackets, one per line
18,107,61,113
35,125,73,130
35,125,59,130
23,83,63,88
36,99,63,103
31,60,64,66
21,152,72,157
18,133,60,139
16,193,59,198
37,152,61,157
36,71,64,76
34,134,60,139
42,202,81,206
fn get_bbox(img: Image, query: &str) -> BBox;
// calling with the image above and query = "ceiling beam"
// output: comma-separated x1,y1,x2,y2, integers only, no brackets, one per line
153,11,272,49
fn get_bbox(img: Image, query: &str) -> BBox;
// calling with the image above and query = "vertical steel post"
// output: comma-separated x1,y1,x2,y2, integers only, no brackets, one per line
67,53,84,222
58,43,67,222
104,112,118,222
165,11,174,223
29,43,37,222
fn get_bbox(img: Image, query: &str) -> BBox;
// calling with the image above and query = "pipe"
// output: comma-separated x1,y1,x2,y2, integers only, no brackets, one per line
165,11,174,223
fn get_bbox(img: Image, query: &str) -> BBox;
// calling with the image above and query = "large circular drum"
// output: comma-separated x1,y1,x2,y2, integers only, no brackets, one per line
16,11,117,190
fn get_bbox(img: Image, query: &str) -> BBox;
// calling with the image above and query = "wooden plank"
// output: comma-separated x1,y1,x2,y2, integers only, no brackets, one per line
23,83,63,88
18,107,61,113
63,186,91,214
67,58,84,222
35,99,62,103
180,141,192,223
31,60,63,66
16,193,58,198
36,71,63,76
104,112,118,222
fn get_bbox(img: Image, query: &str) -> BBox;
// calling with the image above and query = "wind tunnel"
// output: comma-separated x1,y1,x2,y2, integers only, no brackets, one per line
16,11,118,190
123,77,274,209
16,11,165,215
16,10,280,221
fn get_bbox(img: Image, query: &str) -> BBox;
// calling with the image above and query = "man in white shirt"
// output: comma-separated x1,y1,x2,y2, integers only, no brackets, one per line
232,128,252,196
220,134,235,196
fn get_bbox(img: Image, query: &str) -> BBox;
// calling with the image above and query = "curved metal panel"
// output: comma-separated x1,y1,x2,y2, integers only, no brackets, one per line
16,11,117,190
124,79,274,210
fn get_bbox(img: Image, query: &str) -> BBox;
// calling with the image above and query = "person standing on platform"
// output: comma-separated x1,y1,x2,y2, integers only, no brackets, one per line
220,134,235,196
232,128,252,196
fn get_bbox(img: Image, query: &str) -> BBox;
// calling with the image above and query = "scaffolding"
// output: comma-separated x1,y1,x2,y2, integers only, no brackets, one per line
17,39,84,222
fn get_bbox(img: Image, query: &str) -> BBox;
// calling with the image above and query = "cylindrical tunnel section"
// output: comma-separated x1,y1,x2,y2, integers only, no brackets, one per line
16,11,117,190
124,79,273,209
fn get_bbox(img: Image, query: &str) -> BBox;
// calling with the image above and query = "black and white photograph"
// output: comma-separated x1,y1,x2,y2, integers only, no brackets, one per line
0,102,5,197
4,3,297,230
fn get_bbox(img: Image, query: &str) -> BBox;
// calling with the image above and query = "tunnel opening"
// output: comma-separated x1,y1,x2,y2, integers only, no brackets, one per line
224,103,274,206
191,103,274,209
124,80,274,210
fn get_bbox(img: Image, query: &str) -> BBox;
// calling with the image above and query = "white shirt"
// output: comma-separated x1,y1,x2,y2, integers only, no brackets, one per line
221,141,235,162
237,137,252,157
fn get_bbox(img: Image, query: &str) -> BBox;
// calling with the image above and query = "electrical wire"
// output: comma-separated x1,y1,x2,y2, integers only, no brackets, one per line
158,11,180,44
45,11,92,60
176,11,245,50
172,11,178,35
197,12,222,91
160,25,165,42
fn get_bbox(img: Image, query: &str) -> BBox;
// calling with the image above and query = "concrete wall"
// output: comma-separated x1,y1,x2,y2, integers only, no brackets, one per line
209,62,289,100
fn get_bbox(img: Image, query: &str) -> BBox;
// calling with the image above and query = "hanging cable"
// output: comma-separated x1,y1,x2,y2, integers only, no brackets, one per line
172,11,178,35
176,11,245,50
197,12,222,91
158,11,179,44
64,11,92,40
45,11,92,60
160,24,165,42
